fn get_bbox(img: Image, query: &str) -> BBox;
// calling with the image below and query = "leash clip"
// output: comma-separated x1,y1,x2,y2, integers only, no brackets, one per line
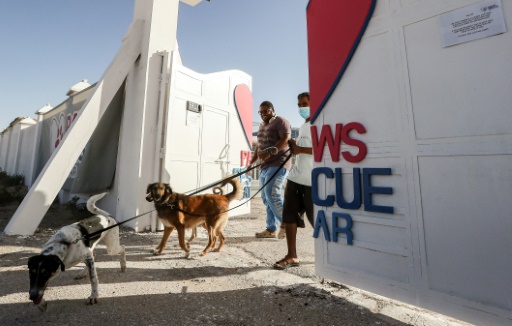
263,146,279,156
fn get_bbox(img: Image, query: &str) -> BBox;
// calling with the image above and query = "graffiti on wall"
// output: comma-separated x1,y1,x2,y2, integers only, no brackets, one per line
232,167,252,200
50,111,78,150
49,110,83,178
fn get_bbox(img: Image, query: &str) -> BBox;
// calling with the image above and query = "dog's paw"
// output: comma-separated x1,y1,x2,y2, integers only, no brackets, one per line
152,248,163,255
120,260,127,272
87,297,98,305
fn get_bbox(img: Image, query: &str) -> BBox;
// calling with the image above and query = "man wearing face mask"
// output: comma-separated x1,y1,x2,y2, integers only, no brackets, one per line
251,101,292,239
274,92,314,269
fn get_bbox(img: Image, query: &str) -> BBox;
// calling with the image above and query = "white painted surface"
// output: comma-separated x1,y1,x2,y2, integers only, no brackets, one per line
0,119,37,180
0,131,7,169
314,0,512,325
13,119,37,181
164,62,253,219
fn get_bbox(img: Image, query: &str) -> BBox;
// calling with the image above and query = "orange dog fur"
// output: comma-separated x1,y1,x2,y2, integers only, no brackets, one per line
146,177,243,257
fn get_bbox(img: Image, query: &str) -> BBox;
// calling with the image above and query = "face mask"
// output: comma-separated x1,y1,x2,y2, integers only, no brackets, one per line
298,107,310,119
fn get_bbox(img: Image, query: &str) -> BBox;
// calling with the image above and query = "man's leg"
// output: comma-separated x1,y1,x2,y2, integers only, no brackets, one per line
262,170,278,232
256,168,276,237
264,166,288,230
303,185,314,227
275,180,303,269
285,222,298,258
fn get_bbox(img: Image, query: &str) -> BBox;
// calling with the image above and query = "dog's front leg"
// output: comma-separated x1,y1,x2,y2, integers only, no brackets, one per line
176,225,190,258
85,254,99,305
153,226,174,255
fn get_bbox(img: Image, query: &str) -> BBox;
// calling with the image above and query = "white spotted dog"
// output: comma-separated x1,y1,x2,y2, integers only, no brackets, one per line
28,193,126,311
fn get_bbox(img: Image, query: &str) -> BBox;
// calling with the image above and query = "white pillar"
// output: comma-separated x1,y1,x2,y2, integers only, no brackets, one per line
114,0,182,231
26,104,52,187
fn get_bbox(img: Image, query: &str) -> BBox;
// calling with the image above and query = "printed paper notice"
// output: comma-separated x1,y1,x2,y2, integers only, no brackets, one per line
439,0,506,47
186,110,200,127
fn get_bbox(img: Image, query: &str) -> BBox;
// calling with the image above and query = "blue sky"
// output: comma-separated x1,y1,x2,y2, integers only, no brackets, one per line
0,0,309,130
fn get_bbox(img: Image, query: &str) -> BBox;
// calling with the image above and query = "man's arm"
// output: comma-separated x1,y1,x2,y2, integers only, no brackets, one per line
250,145,259,164
288,139,312,155
275,133,291,152
259,133,290,161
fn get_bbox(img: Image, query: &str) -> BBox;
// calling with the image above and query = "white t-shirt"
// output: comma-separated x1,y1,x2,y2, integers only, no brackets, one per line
287,121,313,186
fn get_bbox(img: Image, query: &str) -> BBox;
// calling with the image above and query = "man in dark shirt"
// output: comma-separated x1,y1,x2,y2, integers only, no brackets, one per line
251,101,291,239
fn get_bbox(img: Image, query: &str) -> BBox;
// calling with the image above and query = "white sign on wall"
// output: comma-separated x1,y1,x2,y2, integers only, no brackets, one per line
439,0,506,47
186,110,200,127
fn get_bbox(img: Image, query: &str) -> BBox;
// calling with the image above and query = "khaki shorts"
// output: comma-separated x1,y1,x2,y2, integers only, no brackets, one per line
282,180,314,228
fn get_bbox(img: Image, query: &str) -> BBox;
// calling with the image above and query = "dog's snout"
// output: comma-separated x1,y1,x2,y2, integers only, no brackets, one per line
29,288,41,300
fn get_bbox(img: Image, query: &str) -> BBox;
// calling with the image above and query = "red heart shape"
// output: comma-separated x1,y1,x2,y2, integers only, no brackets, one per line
307,0,376,122
234,84,253,146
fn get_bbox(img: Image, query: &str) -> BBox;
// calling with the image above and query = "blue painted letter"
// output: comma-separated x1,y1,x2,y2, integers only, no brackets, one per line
332,212,353,245
362,168,394,214
312,167,335,206
313,210,331,241
335,168,362,210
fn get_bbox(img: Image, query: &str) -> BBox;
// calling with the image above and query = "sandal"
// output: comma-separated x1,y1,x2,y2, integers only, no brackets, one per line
273,257,300,270
255,229,276,238
277,227,286,239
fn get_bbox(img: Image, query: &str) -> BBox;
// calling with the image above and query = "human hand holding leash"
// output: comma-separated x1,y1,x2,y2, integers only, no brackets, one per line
288,139,299,155
288,138,312,156
259,146,278,161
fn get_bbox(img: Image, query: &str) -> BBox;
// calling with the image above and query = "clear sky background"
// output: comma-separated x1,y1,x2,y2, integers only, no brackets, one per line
0,0,310,131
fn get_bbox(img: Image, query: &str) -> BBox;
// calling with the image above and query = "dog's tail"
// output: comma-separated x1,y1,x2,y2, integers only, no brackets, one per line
87,192,111,217
222,176,243,202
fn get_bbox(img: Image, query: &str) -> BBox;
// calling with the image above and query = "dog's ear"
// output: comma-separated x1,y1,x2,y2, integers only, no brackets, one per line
165,184,172,196
57,256,65,271
50,255,65,272
28,255,39,268
146,184,154,202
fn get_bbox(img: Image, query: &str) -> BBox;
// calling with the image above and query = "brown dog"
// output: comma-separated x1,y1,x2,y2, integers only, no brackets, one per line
146,177,243,257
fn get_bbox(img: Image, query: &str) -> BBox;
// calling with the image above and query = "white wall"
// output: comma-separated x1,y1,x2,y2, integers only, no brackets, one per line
158,58,253,227
0,119,37,183
313,1,512,325
14,120,37,181
0,128,11,171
